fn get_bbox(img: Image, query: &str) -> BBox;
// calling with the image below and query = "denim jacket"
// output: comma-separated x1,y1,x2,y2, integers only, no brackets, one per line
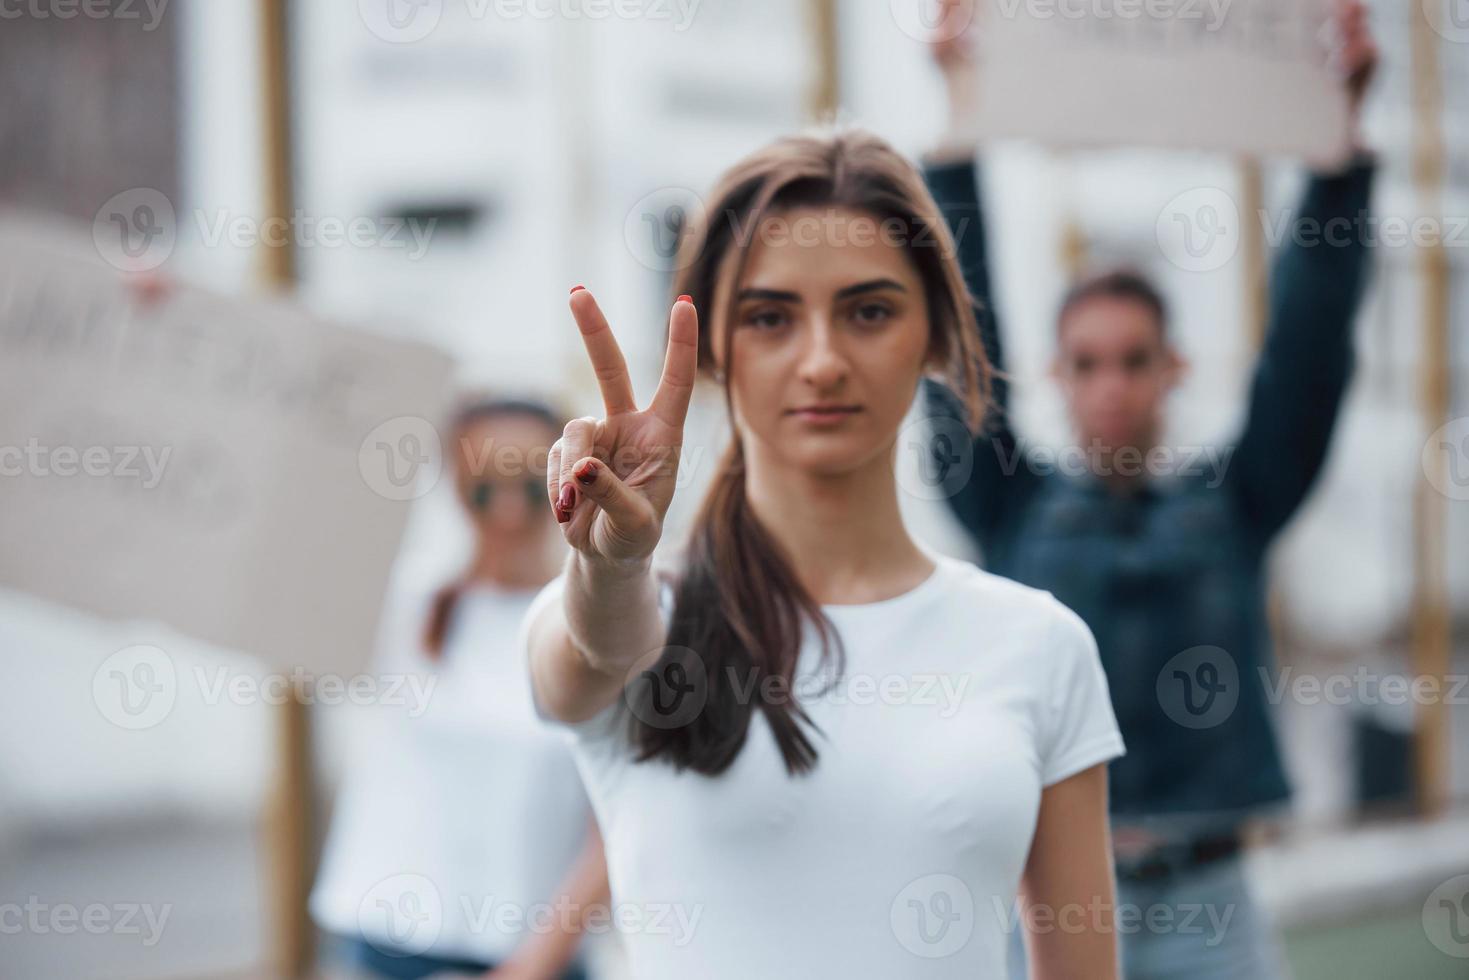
921,155,1375,820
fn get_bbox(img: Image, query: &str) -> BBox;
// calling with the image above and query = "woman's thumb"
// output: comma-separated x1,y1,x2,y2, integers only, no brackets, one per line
572,457,653,532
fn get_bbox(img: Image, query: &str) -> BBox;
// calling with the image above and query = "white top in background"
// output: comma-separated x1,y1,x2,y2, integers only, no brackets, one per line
522,550,1125,980
312,582,591,964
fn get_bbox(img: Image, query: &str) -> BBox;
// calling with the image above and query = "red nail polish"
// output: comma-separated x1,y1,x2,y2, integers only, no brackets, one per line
575,460,597,485
556,505,570,524
570,285,586,294
677,294,692,305
558,483,575,513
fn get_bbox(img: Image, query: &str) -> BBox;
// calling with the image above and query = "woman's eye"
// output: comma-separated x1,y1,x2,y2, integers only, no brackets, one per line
743,308,787,330
850,302,894,326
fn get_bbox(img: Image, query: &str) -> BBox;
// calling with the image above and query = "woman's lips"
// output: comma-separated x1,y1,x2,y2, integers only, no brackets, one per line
789,406,862,425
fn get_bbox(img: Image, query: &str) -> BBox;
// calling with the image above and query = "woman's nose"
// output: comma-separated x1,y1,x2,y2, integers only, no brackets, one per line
797,319,849,389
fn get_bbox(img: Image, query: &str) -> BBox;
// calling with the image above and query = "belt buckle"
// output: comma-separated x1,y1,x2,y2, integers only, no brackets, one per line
1116,842,1184,883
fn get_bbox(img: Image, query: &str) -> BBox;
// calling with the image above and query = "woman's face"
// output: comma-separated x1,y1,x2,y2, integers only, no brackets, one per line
454,414,557,544
711,205,935,476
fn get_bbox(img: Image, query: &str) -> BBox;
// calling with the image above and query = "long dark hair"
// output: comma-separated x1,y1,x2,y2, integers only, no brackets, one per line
630,129,990,776
423,395,565,658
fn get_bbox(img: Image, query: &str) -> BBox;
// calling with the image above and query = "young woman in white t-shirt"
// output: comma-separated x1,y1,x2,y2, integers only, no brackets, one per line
312,399,606,980
524,131,1126,979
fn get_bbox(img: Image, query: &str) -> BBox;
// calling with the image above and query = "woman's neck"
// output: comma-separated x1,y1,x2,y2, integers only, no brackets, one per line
465,539,559,591
741,438,932,605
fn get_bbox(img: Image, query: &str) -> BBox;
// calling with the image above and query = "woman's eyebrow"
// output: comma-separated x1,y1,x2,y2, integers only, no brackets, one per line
736,287,801,303
834,278,907,300
736,279,908,305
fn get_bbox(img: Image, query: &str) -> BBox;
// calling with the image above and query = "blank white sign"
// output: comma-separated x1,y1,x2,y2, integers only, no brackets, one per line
0,216,454,677
971,0,1351,164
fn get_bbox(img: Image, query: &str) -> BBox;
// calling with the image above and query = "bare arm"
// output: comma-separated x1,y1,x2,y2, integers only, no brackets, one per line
528,289,699,724
1020,764,1119,980
486,817,610,980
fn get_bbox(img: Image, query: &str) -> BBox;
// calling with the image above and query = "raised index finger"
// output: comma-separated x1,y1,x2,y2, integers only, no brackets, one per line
569,287,638,417
649,295,699,429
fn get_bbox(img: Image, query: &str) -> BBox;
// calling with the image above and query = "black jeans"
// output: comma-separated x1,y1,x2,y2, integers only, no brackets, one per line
334,933,591,980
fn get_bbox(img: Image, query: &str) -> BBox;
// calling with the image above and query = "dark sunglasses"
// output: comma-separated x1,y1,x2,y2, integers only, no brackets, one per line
468,479,543,512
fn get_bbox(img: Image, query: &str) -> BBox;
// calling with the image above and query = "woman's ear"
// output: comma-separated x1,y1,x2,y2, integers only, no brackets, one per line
1164,345,1190,390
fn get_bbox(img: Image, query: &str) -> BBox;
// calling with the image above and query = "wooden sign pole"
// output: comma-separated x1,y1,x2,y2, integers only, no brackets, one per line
258,0,315,975
1409,0,1452,817
805,0,839,122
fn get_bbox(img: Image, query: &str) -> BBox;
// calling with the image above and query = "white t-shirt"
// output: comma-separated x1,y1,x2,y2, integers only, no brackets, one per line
521,549,1126,979
312,582,591,963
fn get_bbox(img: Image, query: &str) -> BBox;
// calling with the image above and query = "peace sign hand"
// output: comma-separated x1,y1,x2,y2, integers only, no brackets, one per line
548,288,699,568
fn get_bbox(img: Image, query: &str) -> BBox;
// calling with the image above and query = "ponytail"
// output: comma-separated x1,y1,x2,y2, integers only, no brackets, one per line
631,439,843,775
422,580,465,660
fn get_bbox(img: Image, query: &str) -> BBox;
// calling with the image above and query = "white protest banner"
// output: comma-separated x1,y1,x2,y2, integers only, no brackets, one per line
969,0,1351,165
0,214,455,678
